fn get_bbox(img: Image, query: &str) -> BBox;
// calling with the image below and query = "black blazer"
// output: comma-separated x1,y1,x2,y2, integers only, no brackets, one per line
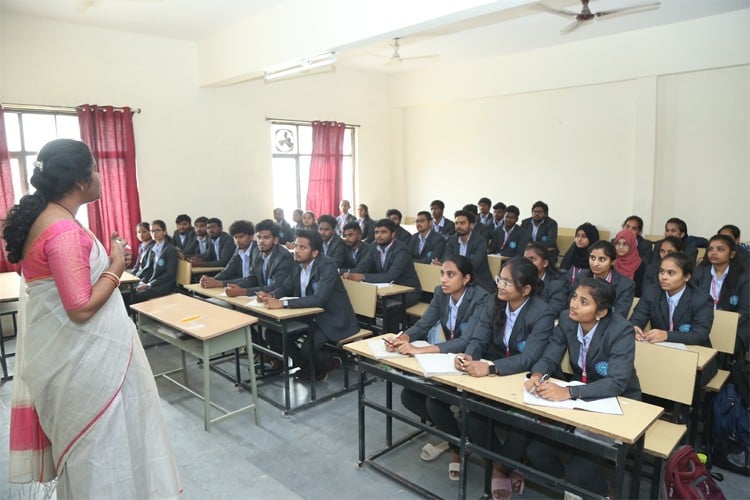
406,284,492,359
651,239,698,265
336,213,357,234
443,231,494,294
362,239,421,306
343,241,375,273
395,225,412,245
629,283,714,346
409,231,446,264
479,295,556,375
183,235,211,259
204,232,236,267
214,242,257,283
235,244,295,295
172,229,196,252
138,241,178,295
277,219,295,245
131,240,155,278
271,255,359,342
488,224,529,257
521,217,559,261
322,235,348,269
692,264,750,350
572,269,635,319
541,272,570,317
359,217,375,243
434,218,455,237
533,311,641,400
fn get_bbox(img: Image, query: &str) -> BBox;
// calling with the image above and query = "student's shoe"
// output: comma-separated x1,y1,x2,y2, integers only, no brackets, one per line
331,356,343,370
509,470,525,495
314,370,328,382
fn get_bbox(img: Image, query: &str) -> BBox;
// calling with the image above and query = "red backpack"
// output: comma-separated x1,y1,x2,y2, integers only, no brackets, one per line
665,445,726,500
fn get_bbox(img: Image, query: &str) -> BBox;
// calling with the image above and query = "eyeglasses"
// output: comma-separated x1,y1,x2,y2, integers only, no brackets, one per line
494,276,513,288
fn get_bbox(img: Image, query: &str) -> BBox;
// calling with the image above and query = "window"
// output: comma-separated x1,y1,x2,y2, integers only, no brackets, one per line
3,109,90,227
270,121,356,217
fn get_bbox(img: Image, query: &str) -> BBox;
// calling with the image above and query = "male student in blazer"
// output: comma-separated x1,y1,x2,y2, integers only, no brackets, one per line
317,214,348,269
191,217,236,268
386,208,412,245
344,218,422,333
258,229,359,381
462,203,490,242
341,221,374,273
200,220,256,287
438,210,495,294
172,213,196,258
273,208,294,246
477,197,493,227
488,205,529,257
224,219,294,296
489,202,506,232
410,210,446,264
521,200,559,262
431,199,455,237
184,216,210,260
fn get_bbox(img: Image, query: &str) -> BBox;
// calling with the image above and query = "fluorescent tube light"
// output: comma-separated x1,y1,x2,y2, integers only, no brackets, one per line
264,52,337,81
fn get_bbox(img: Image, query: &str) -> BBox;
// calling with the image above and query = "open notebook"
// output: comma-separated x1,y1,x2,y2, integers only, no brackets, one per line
522,381,623,415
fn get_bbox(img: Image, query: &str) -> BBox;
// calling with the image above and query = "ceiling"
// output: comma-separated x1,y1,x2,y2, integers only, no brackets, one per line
2,0,748,75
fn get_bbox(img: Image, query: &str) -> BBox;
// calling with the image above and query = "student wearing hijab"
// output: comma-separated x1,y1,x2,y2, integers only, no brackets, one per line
560,222,599,284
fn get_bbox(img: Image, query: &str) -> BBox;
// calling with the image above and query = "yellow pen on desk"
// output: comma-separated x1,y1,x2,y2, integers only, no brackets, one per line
180,315,201,322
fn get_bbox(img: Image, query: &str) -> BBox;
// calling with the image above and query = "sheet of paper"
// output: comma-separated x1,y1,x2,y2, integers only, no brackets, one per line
522,382,623,415
653,341,688,350
245,297,265,308
367,339,431,359
415,353,464,378
366,282,394,288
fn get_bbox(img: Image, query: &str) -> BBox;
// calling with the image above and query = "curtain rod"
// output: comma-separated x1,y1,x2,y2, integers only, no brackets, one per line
2,103,142,114
265,117,359,127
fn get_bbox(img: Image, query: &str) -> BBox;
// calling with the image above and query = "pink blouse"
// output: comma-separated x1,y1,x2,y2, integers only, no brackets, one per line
22,220,94,311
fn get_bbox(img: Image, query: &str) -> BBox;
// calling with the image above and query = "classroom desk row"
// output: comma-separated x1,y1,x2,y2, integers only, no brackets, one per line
345,336,664,500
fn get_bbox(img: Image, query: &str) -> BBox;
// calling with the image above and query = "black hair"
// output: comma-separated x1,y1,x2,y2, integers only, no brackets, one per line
195,216,208,225
532,201,549,215
718,224,741,241
588,240,617,261
229,220,255,236
492,202,506,211
453,209,475,224
2,139,95,263
175,214,191,224
430,200,445,210
137,221,151,231
343,221,361,233
660,236,684,253
504,205,520,216
462,204,478,215
317,214,337,228
443,255,474,284
701,234,746,304
303,211,316,220
151,219,173,244
416,210,432,221
524,242,561,276
207,217,223,228
665,217,688,237
273,207,284,215
493,257,543,332
295,229,323,252
574,277,616,313
293,209,304,216
374,218,397,233
661,251,694,277
386,208,402,221
358,204,369,215
478,197,491,206
255,219,279,237
623,215,644,232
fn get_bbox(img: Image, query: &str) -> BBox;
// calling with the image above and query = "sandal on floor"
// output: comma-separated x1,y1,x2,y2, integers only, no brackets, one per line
491,477,513,500
509,470,525,495
448,461,461,481
420,441,449,461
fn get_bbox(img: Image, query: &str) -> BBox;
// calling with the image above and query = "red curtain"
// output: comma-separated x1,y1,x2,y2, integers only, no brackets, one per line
306,121,345,217
0,105,20,273
77,105,142,252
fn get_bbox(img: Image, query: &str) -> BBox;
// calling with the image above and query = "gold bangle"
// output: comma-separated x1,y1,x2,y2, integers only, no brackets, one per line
100,273,120,287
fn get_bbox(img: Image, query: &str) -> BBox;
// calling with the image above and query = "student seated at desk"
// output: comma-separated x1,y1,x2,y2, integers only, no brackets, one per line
336,199,356,235
719,224,750,271
199,220,256,288
439,210,495,294
559,222,599,282
224,219,294,296
172,213,195,258
641,236,683,292
524,243,569,317
525,278,642,497
341,221,374,273
357,203,375,243
455,257,555,498
521,201,559,262
386,208,412,245
301,211,317,233
387,256,492,481
489,202,506,233
570,240,635,318
183,216,210,260
630,251,714,346
409,210,446,264
131,220,178,304
130,221,154,278
612,229,644,294
317,214,348,269
488,205,528,258
190,217,236,268
286,209,305,249
621,215,653,263
430,199,455,237
651,217,698,265
258,230,359,381
273,208,294,246
477,197,494,227
462,203,490,242
692,234,749,354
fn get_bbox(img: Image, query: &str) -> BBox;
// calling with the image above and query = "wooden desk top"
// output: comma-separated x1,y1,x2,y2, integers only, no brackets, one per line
183,283,323,321
0,272,21,302
373,283,415,297
192,266,224,274
346,335,663,445
130,293,257,340
120,271,140,285
685,345,718,371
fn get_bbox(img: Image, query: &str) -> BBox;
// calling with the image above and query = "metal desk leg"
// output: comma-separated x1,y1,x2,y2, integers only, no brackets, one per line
613,442,628,499
282,325,291,414
203,341,212,432
244,326,260,425
358,359,366,466
181,350,188,385
630,438,645,499
386,379,393,447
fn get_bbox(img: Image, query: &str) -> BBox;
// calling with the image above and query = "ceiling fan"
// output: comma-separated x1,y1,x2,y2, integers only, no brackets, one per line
378,38,440,65
535,0,661,34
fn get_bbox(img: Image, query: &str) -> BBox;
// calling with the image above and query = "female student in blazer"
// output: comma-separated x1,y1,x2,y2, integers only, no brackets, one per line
630,251,714,346
388,256,492,481
571,240,635,318
560,222,599,282
613,229,645,296
131,219,178,303
641,235,683,292
456,257,555,499
130,221,154,278
525,278,641,497
692,234,749,353
524,243,569,316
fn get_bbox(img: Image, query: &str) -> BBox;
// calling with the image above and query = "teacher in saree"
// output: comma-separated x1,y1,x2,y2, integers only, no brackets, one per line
2,139,180,499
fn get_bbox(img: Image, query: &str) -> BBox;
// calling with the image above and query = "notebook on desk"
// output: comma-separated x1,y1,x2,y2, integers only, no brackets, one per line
522,381,623,415
414,353,464,378
367,339,430,359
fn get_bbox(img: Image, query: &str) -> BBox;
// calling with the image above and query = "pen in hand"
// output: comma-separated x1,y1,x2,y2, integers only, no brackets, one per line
382,330,404,346
530,373,550,394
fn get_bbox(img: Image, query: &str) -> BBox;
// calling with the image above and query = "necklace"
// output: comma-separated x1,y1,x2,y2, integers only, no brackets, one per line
52,201,77,219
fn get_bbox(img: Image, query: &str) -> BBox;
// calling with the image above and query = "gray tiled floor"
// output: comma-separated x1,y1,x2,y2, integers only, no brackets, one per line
2,338,749,499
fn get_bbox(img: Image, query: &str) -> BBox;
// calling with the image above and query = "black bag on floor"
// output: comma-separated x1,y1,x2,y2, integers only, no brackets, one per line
709,382,750,476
